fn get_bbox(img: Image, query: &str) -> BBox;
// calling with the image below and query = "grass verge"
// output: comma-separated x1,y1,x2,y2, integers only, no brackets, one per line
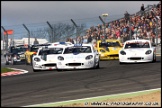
1,67,14,73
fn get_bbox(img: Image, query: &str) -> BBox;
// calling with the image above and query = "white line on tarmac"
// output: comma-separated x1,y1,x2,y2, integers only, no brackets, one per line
23,88,161,107
8,67,29,74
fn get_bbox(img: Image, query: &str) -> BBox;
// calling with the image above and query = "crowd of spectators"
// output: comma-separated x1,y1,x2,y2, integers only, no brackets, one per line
67,2,161,45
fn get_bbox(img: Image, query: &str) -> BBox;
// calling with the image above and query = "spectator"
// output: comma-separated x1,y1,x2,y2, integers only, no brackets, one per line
33,38,39,45
82,36,88,44
76,36,82,44
83,2,161,45
87,34,92,44
140,4,145,16
116,28,121,41
69,38,74,44
156,1,161,9
66,37,70,42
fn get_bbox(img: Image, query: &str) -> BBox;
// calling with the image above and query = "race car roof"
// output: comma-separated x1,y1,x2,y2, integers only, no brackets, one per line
50,42,72,46
40,43,93,49
124,39,151,43
31,43,51,47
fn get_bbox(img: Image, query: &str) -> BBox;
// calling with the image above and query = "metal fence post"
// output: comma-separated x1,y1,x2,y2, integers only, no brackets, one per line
156,19,158,45
47,21,54,42
99,16,106,40
129,20,132,40
1,26,8,51
71,19,78,43
23,24,30,45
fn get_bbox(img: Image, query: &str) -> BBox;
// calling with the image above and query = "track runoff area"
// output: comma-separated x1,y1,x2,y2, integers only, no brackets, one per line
23,88,161,107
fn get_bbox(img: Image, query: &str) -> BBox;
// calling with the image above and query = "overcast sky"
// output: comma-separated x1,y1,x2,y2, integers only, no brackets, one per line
2,1,159,27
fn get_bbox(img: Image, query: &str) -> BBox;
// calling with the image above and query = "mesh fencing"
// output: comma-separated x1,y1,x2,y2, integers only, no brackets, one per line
1,3,160,51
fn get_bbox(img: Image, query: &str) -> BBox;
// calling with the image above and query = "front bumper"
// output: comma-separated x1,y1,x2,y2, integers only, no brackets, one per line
33,62,57,70
119,55,153,63
57,60,96,69
100,54,119,60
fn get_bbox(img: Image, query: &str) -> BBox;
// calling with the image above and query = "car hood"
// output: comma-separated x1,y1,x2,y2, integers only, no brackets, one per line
108,47,122,54
46,55,59,61
122,48,152,55
99,47,121,55
62,53,91,60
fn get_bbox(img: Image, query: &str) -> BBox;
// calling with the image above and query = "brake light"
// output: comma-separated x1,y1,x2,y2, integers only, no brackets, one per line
54,44,58,46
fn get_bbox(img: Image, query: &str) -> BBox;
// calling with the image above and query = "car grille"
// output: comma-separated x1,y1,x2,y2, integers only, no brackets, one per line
109,54,119,57
43,63,56,67
128,57,144,60
66,63,83,66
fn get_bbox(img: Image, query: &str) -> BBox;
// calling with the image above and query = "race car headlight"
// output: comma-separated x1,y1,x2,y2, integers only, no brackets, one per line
120,50,126,55
85,55,93,60
34,57,40,62
58,56,64,61
145,50,152,55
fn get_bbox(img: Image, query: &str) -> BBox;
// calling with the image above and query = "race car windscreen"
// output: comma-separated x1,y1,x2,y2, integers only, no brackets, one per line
124,42,150,49
31,47,39,52
99,41,121,47
63,46,92,54
11,46,28,53
38,48,63,55
31,44,51,52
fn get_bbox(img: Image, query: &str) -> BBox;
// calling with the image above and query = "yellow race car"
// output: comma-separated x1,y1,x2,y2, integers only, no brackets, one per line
95,39,123,60
24,44,51,65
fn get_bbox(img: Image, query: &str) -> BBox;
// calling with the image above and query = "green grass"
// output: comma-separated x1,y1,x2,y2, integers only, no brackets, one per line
1,67,14,73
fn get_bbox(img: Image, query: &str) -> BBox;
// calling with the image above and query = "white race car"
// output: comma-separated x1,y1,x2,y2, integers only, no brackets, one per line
56,44,100,70
49,41,72,46
32,42,70,72
119,39,156,64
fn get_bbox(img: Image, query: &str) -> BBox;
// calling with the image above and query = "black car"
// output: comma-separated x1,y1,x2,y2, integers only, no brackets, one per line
4,45,29,65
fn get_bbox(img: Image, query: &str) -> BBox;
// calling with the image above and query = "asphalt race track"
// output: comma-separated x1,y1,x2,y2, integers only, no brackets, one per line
1,57,161,107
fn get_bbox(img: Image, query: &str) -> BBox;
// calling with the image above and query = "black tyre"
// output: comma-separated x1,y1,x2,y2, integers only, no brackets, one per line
33,69,39,72
96,62,100,69
152,54,156,63
119,62,124,64
5,56,9,65
5,60,9,65
57,69,63,72
11,58,15,65
25,56,29,65
30,55,33,65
